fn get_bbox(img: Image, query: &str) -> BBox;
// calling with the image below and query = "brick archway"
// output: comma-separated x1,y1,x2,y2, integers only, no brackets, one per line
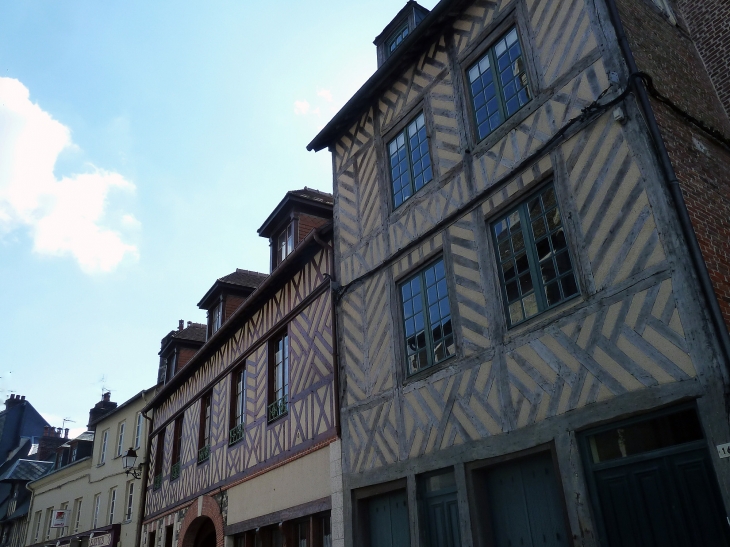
178,495,225,547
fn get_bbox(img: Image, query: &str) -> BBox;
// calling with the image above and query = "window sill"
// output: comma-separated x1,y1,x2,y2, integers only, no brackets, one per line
504,293,582,339
402,354,457,387
96,462,106,467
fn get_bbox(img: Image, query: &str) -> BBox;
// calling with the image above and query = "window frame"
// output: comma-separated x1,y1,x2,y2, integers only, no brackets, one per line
462,19,534,145
268,331,290,423
397,257,456,377
386,109,435,211
116,421,125,457
92,495,100,529
229,367,247,445
134,413,144,449
490,182,580,328
208,300,223,337
108,488,117,525
386,23,409,57
165,351,177,383
73,499,82,534
170,416,184,480
33,511,42,543
99,430,109,464
153,432,164,490
274,221,296,269
198,393,212,463
125,482,134,521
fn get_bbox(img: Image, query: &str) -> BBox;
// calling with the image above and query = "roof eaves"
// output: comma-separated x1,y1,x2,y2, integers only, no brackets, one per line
143,221,334,413
307,0,464,152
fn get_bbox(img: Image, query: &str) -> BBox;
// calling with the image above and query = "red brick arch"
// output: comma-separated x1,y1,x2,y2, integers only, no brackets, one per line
178,495,225,547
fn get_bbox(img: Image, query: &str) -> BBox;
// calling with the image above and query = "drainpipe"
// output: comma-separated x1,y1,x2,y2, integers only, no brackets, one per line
135,410,153,547
313,229,341,438
604,0,730,383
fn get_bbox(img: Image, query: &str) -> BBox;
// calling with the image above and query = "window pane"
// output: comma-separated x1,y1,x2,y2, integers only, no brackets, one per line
469,50,502,140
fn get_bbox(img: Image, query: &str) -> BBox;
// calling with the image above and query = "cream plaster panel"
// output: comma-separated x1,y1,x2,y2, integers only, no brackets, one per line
226,447,331,524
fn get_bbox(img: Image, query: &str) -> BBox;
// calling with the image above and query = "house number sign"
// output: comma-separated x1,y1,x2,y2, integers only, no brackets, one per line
716,443,730,459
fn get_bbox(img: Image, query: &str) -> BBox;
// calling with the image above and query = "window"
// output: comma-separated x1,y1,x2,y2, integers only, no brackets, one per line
165,352,177,383
60,502,69,536
32,511,41,543
164,525,174,547
134,413,144,449
153,432,164,490
209,301,222,337
117,422,125,457
148,531,156,547
99,430,108,464
472,452,569,547
467,26,530,141
125,482,134,521
198,394,212,463
389,112,433,208
44,508,54,540
108,489,116,524
492,184,578,327
230,368,246,445
73,499,82,534
387,25,409,56
364,491,410,546
71,444,78,462
268,333,289,422
276,223,295,267
92,495,100,528
399,259,454,375
170,416,183,480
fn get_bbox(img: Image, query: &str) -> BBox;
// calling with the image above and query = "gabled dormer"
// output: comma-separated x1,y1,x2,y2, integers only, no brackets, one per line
373,1,430,68
157,321,206,385
257,188,334,273
197,269,268,340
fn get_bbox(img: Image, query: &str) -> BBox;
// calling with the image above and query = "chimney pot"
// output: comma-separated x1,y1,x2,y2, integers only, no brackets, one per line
20,395,25,401
43,426,49,436
103,392,111,402
9,394,14,400
178,319,184,331
64,428,69,438
187,321,192,327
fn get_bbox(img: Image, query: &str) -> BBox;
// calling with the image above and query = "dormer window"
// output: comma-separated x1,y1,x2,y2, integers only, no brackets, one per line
276,222,295,267
208,301,222,337
165,351,177,382
387,25,409,56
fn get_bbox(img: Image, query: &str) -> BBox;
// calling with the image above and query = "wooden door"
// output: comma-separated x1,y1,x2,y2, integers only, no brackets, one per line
421,470,461,547
368,490,410,547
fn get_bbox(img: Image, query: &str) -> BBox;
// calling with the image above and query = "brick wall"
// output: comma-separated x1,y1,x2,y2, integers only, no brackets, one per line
224,295,246,322
615,0,730,332
676,0,730,119
297,214,328,245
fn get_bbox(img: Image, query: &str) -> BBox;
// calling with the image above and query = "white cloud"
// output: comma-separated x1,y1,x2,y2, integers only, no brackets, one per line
0,77,138,273
317,88,333,102
294,100,311,116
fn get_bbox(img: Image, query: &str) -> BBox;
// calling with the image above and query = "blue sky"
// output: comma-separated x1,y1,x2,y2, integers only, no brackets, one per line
0,0,438,436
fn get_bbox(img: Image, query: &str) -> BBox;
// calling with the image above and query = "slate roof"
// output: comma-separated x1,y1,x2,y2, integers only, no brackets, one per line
0,459,53,482
170,323,207,343
218,269,268,289
289,187,334,204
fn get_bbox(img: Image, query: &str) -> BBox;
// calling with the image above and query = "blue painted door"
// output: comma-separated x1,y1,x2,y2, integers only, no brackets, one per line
369,490,410,547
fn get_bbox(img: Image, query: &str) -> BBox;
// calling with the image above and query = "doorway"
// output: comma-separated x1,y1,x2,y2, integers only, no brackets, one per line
580,405,730,547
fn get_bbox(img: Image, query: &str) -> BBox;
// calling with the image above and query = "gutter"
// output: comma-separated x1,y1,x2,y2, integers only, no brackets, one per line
134,407,153,547
604,0,730,379
306,0,465,152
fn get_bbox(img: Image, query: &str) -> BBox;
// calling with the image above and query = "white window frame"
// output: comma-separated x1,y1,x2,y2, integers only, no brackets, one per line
32,511,41,543
44,507,54,540
108,489,117,524
92,495,101,529
134,413,144,449
125,482,135,521
73,499,82,534
99,430,109,464
117,422,126,457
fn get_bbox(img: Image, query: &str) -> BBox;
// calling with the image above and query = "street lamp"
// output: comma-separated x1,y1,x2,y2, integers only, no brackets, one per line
122,448,143,479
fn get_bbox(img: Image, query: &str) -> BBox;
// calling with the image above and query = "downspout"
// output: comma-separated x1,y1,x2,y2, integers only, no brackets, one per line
313,230,341,438
134,410,153,547
604,0,730,382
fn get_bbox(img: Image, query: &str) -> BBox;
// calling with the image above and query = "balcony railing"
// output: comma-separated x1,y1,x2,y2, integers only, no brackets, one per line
170,461,181,480
229,423,245,446
267,396,288,422
153,473,162,490
197,444,210,464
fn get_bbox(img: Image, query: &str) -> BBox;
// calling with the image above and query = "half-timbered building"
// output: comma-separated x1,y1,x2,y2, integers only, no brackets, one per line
141,189,341,547
308,1,730,546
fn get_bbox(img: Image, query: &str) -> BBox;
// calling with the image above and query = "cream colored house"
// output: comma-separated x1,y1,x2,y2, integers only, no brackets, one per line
26,389,155,547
